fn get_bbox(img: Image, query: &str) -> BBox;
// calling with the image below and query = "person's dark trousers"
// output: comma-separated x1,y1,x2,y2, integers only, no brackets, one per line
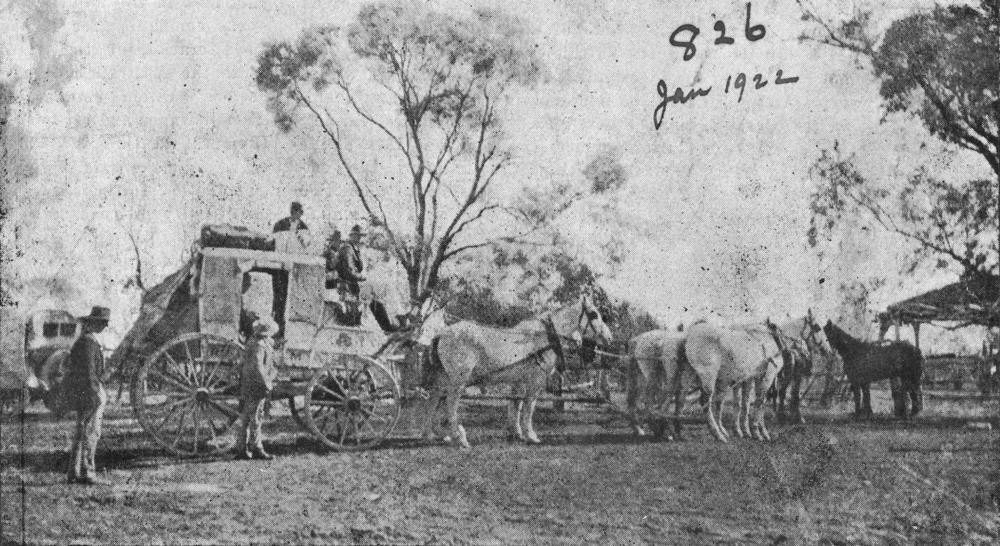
272,271,288,336
369,300,397,332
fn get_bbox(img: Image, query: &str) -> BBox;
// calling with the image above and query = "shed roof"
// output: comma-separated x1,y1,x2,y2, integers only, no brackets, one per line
879,274,1000,327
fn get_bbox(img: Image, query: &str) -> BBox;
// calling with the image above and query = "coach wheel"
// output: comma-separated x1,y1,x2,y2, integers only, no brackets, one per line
304,355,400,451
131,333,243,456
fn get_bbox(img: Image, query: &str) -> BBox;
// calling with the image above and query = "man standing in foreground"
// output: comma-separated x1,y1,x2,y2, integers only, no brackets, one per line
63,306,111,485
237,317,278,460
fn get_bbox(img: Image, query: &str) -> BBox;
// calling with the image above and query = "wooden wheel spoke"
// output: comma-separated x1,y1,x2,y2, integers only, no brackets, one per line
151,399,188,433
191,404,201,454
208,371,238,392
148,369,194,392
206,410,220,442
338,416,349,445
360,407,389,424
163,350,194,384
201,356,224,389
206,404,234,434
183,340,198,381
316,384,345,401
318,409,335,431
360,417,379,437
206,398,240,419
171,406,192,449
202,366,223,391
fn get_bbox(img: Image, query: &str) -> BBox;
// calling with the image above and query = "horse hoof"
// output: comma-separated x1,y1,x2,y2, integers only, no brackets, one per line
525,435,542,445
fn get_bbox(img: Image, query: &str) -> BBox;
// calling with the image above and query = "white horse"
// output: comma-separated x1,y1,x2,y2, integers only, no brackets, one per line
422,295,613,449
685,320,785,442
626,329,689,440
767,311,834,424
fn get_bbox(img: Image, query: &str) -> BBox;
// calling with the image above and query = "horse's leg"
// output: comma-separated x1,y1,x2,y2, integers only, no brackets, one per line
739,383,753,439
521,373,547,444
627,358,648,437
775,380,787,424
789,374,804,424
890,376,905,418
671,365,685,440
522,394,542,444
851,384,862,418
909,380,923,417
699,377,728,443
507,396,525,441
420,394,445,441
730,384,742,438
444,385,469,449
712,380,730,441
751,377,773,441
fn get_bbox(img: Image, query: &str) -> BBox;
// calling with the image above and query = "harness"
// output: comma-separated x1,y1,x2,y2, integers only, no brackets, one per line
765,323,792,372
472,317,567,383
542,316,567,373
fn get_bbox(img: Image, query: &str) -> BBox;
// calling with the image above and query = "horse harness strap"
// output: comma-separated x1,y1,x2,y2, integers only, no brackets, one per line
764,326,791,371
474,320,565,381
542,317,567,373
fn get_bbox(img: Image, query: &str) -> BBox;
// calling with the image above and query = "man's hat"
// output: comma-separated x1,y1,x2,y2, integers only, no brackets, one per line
349,224,367,236
252,317,279,338
79,306,111,324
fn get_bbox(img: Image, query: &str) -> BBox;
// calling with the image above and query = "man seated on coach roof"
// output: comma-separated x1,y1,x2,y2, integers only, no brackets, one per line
334,224,400,331
271,201,309,337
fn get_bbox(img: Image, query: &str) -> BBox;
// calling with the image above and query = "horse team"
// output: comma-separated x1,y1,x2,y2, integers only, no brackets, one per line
417,296,924,448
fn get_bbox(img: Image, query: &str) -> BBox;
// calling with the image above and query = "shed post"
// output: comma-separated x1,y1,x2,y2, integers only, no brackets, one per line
912,322,920,350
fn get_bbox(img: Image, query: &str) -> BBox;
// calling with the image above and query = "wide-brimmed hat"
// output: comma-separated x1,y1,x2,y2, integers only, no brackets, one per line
79,306,111,324
349,224,367,237
252,317,279,338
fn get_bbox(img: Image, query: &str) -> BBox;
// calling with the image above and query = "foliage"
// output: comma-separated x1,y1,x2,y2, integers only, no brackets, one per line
438,242,659,346
808,144,996,276
872,1,999,177
801,0,1000,278
255,1,545,314
583,147,627,194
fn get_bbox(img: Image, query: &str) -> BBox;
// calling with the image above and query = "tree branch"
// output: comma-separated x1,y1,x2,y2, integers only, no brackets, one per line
127,230,145,292
296,86,377,219
335,78,413,174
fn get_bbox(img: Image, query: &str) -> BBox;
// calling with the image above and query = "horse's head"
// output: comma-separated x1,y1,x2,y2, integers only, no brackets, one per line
567,294,613,346
801,309,834,356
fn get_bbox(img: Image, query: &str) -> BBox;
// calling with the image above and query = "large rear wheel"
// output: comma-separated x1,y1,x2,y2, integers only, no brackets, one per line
131,333,243,456
304,355,400,451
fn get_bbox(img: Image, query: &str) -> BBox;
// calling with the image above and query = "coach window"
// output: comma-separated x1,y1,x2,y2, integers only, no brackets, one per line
42,322,59,338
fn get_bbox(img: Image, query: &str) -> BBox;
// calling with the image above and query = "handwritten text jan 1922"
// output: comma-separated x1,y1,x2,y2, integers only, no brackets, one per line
653,2,800,130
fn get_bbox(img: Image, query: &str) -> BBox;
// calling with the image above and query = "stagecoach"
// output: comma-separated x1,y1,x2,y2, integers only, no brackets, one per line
113,236,412,456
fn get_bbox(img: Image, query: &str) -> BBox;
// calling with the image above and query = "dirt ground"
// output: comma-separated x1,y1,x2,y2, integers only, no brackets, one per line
2,390,999,545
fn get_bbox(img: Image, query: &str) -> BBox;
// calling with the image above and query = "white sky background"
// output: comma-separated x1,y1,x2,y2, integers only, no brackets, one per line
2,0,992,348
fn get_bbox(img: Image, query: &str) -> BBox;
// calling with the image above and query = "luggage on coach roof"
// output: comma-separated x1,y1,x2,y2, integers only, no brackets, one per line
199,224,275,251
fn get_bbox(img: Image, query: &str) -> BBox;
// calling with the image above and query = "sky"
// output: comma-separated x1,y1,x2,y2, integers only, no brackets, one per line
1,0,991,348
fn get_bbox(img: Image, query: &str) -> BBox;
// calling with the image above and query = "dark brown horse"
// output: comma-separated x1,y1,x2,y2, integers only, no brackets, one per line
822,320,923,419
